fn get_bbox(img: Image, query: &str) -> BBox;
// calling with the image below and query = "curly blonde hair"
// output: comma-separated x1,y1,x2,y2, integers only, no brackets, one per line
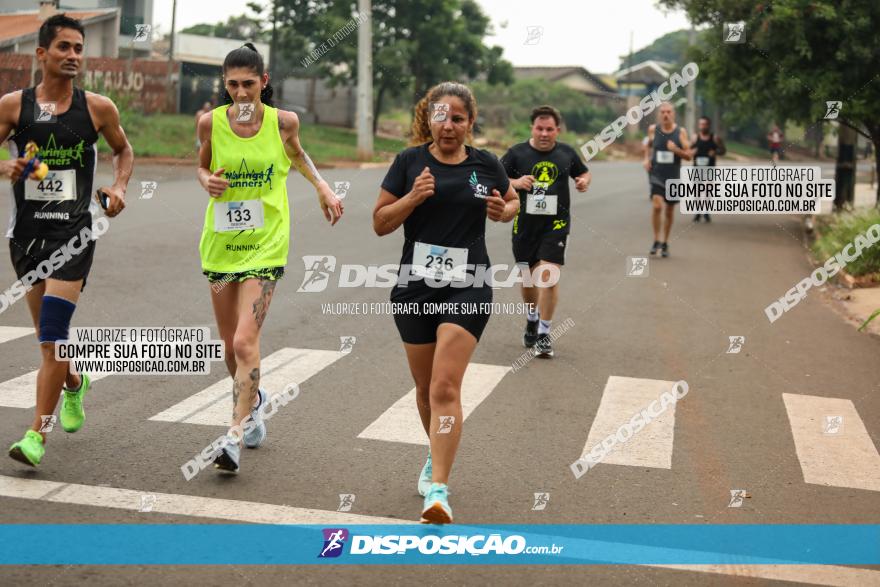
409,81,478,146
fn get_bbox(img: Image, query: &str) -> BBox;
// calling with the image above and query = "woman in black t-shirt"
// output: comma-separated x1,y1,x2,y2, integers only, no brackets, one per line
373,82,518,524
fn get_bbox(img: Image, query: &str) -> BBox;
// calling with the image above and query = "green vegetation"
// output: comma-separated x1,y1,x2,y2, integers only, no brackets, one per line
812,208,880,277
664,0,880,173
92,112,405,163
473,79,616,137
99,114,197,158
724,140,768,159
618,30,690,70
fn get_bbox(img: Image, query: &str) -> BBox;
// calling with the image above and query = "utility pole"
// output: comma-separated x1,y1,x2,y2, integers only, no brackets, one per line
269,0,280,102
356,0,373,160
685,26,696,135
166,0,177,113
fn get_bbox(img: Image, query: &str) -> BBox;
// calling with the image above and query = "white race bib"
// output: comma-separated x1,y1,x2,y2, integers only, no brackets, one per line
214,199,264,232
526,193,558,215
412,241,468,282
25,169,75,201
656,150,674,164
696,156,710,166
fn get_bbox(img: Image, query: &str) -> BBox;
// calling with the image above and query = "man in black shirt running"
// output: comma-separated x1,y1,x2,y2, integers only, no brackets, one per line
689,115,726,223
501,106,590,357
0,14,132,468
644,102,691,257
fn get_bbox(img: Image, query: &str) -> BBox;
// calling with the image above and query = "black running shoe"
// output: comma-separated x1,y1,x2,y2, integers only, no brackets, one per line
661,242,669,258
649,241,661,256
704,214,711,223
535,333,554,358
523,319,539,348
693,215,701,223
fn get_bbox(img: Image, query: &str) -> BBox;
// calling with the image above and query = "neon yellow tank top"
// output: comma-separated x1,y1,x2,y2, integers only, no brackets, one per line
199,104,291,273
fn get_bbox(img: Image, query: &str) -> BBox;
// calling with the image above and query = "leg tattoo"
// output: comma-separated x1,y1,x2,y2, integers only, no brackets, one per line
249,367,259,405
232,378,245,419
252,280,276,329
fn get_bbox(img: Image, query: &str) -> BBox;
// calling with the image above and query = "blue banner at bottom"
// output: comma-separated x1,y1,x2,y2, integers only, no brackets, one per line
0,524,876,565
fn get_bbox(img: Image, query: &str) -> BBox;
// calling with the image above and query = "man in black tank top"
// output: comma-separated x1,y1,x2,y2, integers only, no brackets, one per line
690,116,726,223
643,102,691,257
0,15,133,468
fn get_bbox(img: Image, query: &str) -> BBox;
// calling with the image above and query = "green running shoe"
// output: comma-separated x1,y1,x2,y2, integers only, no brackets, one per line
9,430,45,467
421,482,453,524
60,373,90,433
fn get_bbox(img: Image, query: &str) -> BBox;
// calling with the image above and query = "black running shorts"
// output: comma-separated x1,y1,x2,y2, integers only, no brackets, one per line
649,175,679,205
393,286,492,344
9,237,95,290
513,233,568,267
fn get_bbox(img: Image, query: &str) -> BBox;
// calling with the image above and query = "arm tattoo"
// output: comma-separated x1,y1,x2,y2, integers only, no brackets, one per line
293,149,323,186
252,280,276,329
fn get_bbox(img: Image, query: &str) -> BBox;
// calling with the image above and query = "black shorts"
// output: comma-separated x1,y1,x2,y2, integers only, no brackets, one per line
392,286,492,344
513,232,568,266
649,176,679,205
9,236,95,290
770,145,782,155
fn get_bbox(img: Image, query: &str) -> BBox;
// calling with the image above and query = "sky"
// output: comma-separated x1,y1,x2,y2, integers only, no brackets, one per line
152,0,691,74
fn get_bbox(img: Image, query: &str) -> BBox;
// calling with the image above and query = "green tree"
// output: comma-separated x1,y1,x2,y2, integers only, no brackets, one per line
253,0,512,133
474,79,615,135
660,0,880,200
179,9,269,41
618,30,690,70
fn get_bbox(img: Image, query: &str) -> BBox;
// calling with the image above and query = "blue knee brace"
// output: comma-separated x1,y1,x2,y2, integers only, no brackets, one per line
38,295,76,343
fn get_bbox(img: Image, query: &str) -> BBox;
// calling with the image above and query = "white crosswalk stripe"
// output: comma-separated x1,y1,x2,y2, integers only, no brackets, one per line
0,370,111,408
149,347,345,426
782,393,880,492
358,363,510,445
579,375,682,469
0,326,34,345
0,474,410,525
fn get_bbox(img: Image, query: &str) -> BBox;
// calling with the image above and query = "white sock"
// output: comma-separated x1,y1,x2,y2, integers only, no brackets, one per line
538,319,552,335
527,309,539,322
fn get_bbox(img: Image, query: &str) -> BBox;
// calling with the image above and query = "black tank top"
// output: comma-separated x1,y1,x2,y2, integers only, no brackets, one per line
694,133,717,166
651,124,681,181
8,87,99,241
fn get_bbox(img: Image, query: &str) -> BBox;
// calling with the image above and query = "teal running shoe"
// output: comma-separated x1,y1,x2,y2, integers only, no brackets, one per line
60,373,90,433
417,451,432,496
421,482,453,524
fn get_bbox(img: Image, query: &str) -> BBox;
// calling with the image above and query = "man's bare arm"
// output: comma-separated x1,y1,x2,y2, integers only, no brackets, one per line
89,94,133,216
0,92,27,180
677,127,693,161
643,125,654,171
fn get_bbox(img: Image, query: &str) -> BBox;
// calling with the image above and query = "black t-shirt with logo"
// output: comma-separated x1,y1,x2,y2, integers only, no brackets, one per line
9,87,99,241
380,142,509,298
501,141,588,239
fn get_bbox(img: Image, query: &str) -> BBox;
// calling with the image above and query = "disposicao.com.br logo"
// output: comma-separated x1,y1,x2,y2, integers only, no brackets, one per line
297,255,560,292
317,528,563,558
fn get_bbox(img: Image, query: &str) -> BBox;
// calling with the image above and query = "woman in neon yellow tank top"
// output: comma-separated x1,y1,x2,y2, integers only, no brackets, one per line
195,44,344,474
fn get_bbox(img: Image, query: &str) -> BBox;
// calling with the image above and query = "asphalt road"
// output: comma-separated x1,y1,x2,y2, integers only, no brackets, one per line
0,159,877,586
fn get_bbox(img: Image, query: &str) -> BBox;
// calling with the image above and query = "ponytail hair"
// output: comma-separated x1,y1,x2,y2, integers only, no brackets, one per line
409,81,477,146
222,42,274,107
